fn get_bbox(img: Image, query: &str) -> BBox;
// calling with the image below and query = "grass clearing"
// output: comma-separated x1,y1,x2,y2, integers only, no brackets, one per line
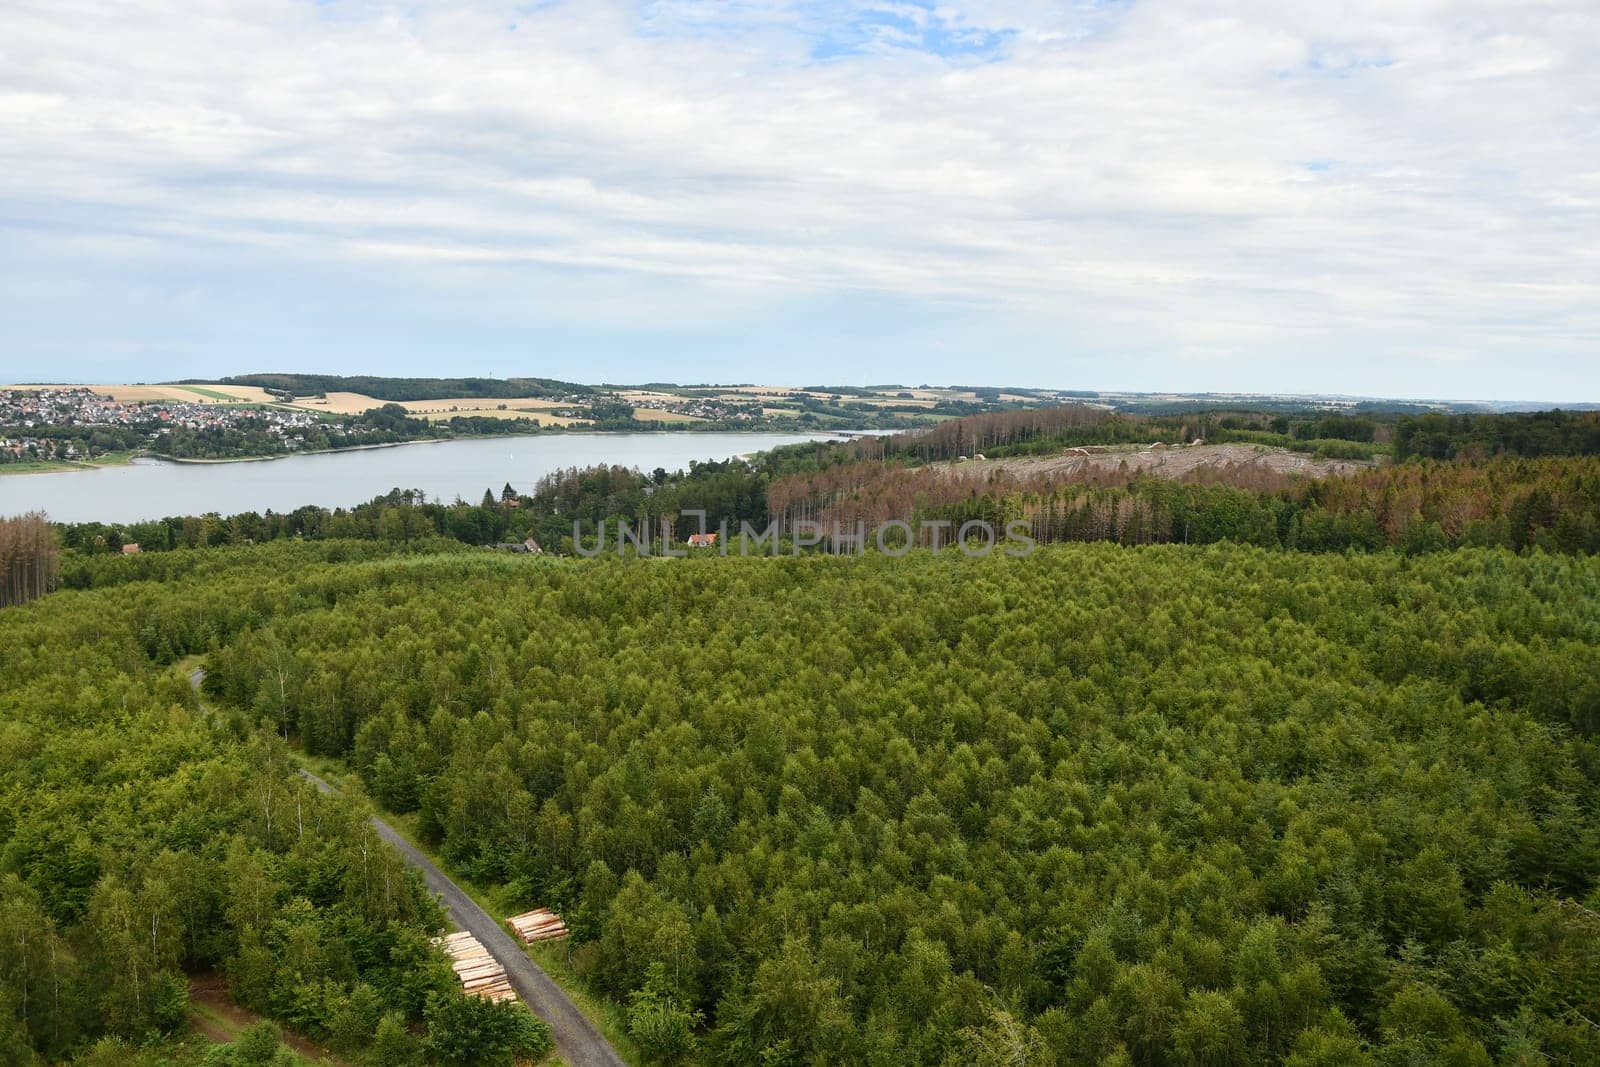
174,384,245,402
0,451,137,476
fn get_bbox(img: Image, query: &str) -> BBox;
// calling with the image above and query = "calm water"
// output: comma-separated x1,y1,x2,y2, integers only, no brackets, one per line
0,432,839,524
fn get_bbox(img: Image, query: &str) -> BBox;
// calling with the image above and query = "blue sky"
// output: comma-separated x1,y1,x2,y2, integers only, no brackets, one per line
1,0,1596,400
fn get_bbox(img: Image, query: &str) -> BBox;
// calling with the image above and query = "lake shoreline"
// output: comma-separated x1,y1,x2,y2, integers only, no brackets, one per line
0,452,137,478
150,437,455,466
1,431,844,524
4,426,869,477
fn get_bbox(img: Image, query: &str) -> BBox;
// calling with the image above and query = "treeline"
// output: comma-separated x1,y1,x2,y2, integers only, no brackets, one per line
1394,409,1600,461
56,458,777,558
0,513,59,607
823,403,1600,468
0,426,143,465
199,544,1600,1063
0,541,552,1064
53,452,1600,563
151,405,474,461
211,374,592,402
822,405,1390,466
765,455,1600,554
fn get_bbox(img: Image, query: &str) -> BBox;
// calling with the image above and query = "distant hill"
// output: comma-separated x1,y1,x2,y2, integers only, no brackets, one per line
188,373,595,402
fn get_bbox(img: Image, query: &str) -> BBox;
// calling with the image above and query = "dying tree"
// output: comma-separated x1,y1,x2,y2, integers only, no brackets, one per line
0,512,60,608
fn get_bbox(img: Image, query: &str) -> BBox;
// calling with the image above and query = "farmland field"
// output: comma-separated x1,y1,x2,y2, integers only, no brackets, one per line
628,408,703,423
3,382,277,405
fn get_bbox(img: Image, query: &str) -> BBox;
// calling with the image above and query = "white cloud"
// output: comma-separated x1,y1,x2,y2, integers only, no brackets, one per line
0,0,1596,395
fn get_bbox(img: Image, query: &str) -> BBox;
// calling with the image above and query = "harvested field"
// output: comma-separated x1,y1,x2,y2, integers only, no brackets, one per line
945,443,1375,483
287,391,389,414
630,408,702,423
418,410,590,426
4,382,276,405
721,385,804,396
287,394,594,426
394,397,558,415
616,390,690,404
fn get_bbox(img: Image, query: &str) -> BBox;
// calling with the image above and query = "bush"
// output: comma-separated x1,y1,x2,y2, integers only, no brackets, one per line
424,991,553,1067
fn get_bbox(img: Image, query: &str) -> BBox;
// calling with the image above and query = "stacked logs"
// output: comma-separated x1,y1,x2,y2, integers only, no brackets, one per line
434,930,517,1003
507,908,569,943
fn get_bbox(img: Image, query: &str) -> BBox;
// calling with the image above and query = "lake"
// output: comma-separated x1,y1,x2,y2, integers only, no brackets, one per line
0,432,840,524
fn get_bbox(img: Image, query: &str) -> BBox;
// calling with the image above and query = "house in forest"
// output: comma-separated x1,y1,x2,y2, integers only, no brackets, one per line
687,532,718,548
495,537,542,553
121,543,141,554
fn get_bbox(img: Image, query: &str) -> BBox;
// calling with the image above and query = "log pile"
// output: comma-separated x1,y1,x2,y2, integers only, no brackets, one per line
507,908,569,943
433,930,517,1003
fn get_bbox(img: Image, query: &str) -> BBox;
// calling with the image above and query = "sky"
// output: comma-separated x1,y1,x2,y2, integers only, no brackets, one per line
1,0,1596,401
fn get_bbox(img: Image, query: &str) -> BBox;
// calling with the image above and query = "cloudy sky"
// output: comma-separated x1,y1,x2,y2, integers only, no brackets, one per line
2,1,1596,399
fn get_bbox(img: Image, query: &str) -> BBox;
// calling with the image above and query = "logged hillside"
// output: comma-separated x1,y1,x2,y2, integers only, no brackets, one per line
164,543,1600,1065
825,405,1390,465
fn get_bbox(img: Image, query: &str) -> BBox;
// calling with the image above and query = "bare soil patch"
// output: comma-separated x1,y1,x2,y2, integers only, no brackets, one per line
946,443,1374,483
187,974,344,1063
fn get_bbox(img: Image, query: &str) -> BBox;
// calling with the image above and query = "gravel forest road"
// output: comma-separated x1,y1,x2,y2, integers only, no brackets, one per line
189,666,624,1067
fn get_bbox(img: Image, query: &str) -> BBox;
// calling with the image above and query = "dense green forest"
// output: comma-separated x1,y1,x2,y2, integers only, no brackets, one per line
1393,411,1600,461
91,542,1600,1064
10,400,1600,1063
0,542,552,1065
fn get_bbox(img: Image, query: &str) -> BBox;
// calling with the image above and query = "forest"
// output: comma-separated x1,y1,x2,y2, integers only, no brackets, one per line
0,541,552,1065
8,400,1600,1064
9,540,1592,1064
0,514,59,608
43,405,1600,562
52,449,1600,562
1393,411,1600,461
822,407,1389,465
818,407,1600,467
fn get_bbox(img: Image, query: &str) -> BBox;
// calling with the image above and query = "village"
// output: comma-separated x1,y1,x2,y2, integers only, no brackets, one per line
621,393,763,422
0,386,325,462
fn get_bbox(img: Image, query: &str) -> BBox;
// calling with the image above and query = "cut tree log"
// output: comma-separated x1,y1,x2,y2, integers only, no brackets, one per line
507,908,571,943
433,931,517,1001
